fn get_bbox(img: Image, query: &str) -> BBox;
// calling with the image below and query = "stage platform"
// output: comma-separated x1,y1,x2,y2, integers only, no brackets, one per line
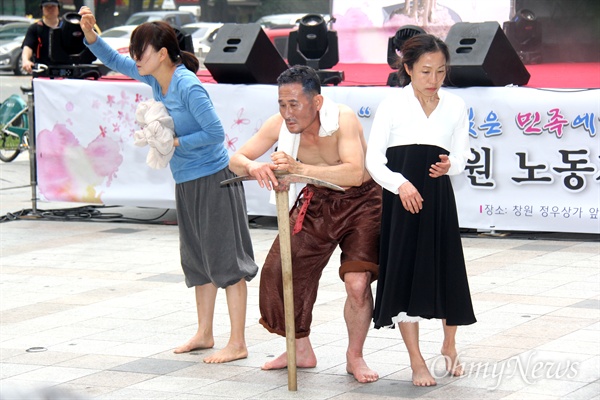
99,62,600,90
191,62,600,89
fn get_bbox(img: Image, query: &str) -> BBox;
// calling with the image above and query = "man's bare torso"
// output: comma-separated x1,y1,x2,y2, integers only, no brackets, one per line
296,130,372,185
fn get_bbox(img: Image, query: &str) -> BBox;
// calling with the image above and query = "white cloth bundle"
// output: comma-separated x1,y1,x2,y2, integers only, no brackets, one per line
134,100,175,169
271,95,340,208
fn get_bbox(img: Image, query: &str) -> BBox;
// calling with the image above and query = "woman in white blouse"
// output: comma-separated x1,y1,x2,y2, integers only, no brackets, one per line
366,34,476,387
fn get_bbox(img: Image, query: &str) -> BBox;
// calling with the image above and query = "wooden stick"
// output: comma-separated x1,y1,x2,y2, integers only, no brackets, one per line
275,189,297,391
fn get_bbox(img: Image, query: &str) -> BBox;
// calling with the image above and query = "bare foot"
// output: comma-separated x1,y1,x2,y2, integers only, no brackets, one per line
346,354,379,383
173,334,214,354
441,347,464,377
203,343,248,363
261,350,317,370
411,363,437,386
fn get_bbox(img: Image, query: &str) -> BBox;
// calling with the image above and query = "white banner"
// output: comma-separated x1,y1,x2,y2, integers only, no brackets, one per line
33,79,600,234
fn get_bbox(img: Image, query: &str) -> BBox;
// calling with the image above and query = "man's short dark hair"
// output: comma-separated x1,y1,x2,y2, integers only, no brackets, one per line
277,65,321,96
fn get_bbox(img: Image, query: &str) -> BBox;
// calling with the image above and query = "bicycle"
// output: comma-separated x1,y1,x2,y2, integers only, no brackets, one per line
0,90,30,162
0,64,47,162
0,60,103,162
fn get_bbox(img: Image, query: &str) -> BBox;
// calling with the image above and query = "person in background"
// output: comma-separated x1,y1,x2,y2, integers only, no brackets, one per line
366,33,476,387
21,0,62,74
229,65,381,383
79,6,258,364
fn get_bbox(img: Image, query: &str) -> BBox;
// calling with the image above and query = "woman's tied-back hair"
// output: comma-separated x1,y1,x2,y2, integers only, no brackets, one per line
129,21,199,73
277,65,322,96
395,33,450,87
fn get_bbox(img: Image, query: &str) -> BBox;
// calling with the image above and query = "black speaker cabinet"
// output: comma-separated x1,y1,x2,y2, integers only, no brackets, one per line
49,12,97,65
444,21,530,87
204,23,288,84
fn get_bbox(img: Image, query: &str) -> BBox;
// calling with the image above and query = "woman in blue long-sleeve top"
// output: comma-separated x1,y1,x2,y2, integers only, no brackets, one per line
79,7,258,364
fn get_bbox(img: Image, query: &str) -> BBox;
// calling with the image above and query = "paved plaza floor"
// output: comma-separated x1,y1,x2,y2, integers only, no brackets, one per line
1,154,599,399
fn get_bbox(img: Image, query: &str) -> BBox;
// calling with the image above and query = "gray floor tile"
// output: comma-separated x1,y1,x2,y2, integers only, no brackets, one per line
350,378,438,398
570,299,600,309
109,358,196,375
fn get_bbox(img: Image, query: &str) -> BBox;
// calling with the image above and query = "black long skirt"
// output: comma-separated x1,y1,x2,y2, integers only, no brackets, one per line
373,144,476,328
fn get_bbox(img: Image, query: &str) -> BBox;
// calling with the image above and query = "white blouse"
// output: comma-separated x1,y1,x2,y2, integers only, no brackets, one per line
366,84,471,194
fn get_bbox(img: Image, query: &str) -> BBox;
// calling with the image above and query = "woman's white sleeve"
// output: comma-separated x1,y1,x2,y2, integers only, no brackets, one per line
448,103,472,175
366,100,407,194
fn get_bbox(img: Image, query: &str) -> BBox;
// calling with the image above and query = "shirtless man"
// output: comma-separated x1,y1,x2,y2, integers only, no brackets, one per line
229,66,381,383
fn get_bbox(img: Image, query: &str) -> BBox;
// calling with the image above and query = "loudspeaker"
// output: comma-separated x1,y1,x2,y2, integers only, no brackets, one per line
444,21,530,87
204,23,288,84
173,27,194,54
49,12,97,64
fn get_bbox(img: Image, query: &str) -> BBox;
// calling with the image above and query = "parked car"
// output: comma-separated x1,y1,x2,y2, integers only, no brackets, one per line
93,24,137,75
99,24,137,54
0,15,32,26
181,22,222,59
0,21,31,42
125,11,196,28
0,22,34,75
0,37,27,75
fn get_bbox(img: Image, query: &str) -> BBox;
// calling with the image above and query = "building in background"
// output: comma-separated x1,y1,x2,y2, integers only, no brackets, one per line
0,0,26,16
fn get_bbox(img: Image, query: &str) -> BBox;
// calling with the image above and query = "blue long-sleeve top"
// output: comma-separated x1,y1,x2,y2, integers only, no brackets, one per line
85,36,229,183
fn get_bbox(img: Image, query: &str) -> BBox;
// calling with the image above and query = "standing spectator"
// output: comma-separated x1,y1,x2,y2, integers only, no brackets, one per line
21,0,62,74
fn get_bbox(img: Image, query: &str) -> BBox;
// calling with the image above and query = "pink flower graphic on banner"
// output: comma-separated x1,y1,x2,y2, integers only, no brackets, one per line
95,90,143,140
225,133,238,151
231,108,250,130
117,90,130,109
37,124,123,203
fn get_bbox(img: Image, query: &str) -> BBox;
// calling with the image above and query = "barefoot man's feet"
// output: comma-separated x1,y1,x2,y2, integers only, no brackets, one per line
261,351,317,370
346,355,379,383
411,363,437,386
173,334,214,354
203,343,248,363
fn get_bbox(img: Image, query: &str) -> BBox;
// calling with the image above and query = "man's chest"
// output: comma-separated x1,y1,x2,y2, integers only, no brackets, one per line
297,135,341,166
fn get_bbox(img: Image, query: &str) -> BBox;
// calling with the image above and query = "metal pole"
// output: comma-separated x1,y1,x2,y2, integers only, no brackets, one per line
509,0,516,20
83,0,95,13
26,86,37,214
